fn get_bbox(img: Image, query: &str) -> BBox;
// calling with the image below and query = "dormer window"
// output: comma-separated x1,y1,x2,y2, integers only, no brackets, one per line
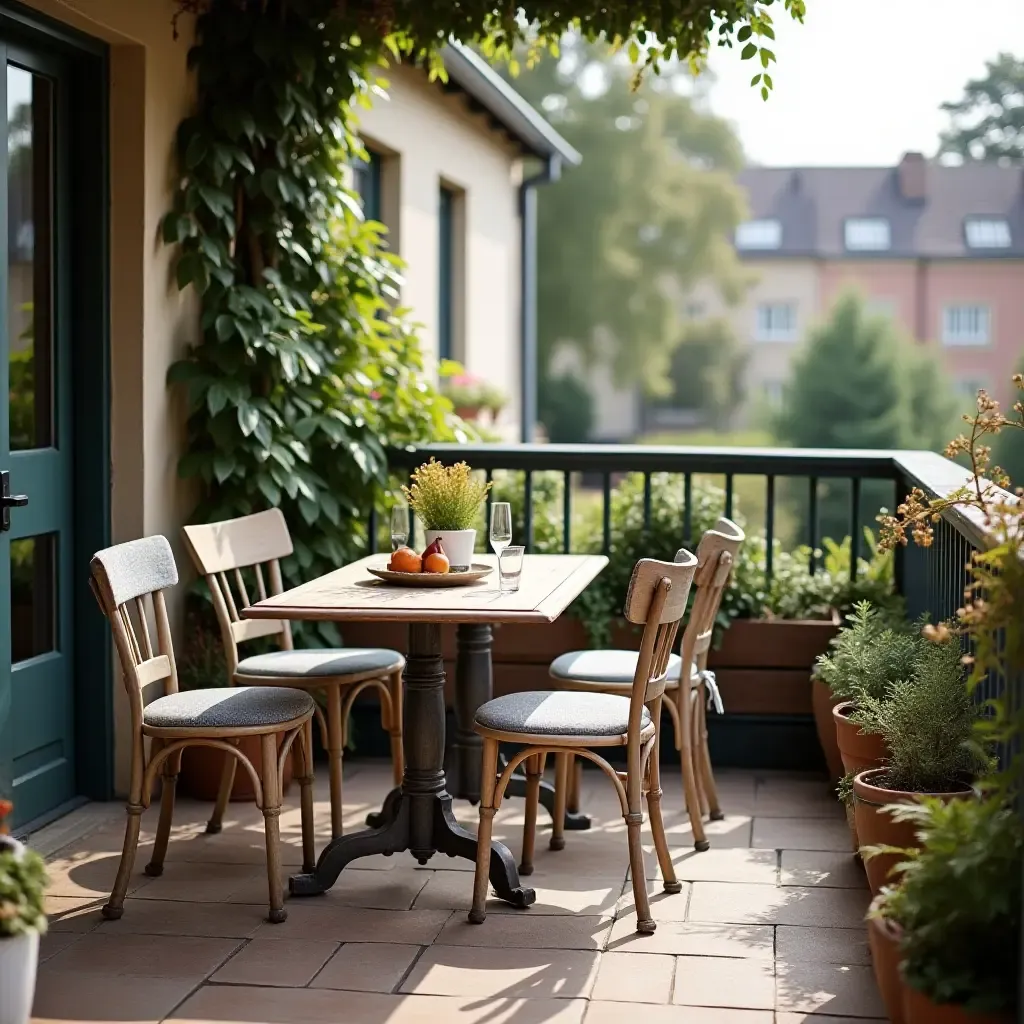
844,218,890,252
965,217,1011,249
735,219,781,250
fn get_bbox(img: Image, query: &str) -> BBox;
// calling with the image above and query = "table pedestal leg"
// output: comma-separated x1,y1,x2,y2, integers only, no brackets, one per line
291,622,534,909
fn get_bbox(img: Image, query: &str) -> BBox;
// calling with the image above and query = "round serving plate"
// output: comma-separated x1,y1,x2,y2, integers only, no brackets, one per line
367,564,494,587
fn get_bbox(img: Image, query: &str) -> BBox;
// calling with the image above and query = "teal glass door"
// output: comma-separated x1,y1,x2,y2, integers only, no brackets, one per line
0,45,74,829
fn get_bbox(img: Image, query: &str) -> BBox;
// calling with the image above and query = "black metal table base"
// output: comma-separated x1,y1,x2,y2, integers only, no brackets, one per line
366,622,591,832
291,621,533,907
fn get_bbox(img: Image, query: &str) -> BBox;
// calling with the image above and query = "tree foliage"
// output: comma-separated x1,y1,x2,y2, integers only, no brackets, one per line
507,37,749,394
666,317,746,427
938,52,1024,164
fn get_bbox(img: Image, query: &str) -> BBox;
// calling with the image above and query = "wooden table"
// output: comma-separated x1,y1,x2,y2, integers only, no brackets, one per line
244,552,608,906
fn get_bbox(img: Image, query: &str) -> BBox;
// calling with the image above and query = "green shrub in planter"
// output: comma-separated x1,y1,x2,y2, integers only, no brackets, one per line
0,801,47,938
877,796,1021,1016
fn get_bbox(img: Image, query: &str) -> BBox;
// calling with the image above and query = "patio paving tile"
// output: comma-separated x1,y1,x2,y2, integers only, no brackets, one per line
776,925,871,965
42,933,241,978
309,942,422,993
93,898,266,938
606,918,774,959
253,904,450,944
401,944,600,999
586,1004,772,1023
752,817,853,852
224,866,428,910
672,955,775,1010
775,962,887,1018
210,937,338,987
33,970,199,1022
435,913,614,951
44,896,104,933
687,882,868,928
780,850,868,889
589,951,673,1003
645,847,777,884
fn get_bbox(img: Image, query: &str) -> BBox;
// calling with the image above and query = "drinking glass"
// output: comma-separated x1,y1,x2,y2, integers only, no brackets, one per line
499,545,525,592
390,503,409,551
490,502,512,559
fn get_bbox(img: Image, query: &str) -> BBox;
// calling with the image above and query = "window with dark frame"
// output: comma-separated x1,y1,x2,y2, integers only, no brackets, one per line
352,148,382,221
438,185,455,362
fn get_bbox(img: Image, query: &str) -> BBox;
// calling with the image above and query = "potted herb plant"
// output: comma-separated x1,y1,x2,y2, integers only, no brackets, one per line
870,796,1019,1024
404,458,491,572
852,632,987,894
0,800,47,1024
816,601,923,779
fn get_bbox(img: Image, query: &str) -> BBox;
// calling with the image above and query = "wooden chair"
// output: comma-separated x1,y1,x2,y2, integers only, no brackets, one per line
90,535,316,924
469,550,698,934
182,509,405,840
548,518,745,850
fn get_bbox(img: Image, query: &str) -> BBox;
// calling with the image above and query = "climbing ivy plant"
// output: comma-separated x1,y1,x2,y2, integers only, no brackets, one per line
165,0,804,640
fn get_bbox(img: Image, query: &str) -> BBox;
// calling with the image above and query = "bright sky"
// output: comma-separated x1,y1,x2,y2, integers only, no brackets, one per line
701,0,1024,167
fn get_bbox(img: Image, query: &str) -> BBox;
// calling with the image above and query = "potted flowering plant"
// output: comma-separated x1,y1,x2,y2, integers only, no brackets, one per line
404,459,491,571
440,363,506,424
0,800,47,1024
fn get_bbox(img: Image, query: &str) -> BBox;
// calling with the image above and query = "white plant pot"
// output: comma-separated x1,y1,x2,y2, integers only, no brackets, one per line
424,529,477,572
0,931,40,1024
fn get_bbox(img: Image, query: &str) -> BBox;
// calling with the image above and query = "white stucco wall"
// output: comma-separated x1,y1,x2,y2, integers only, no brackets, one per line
356,64,524,439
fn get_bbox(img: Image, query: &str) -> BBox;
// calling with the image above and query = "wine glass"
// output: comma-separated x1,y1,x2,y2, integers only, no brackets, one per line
490,502,512,560
390,502,409,551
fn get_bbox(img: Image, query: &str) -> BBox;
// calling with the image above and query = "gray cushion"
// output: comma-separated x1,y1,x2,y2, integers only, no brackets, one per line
550,650,694,687
144,687,315,730
91,535,178,607
236,648,403,679
475,691,650,737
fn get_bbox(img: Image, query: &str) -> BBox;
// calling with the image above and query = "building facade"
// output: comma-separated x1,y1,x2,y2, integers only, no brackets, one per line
732,153,1024,415
0,1,574,828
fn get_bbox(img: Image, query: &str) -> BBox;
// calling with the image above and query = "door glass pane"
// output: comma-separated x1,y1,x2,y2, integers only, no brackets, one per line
11,533,56,662
7,65,54,450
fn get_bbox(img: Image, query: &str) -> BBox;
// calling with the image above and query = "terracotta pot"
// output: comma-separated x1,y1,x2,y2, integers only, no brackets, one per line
868,915,906,1024
853,768,973,895
904,985,1013,1024
812,677,844,782
833,702,888,776
453,405,482,421
179,735,293,802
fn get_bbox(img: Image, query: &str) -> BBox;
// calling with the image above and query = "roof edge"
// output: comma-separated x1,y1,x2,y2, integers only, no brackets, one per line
441,41,581,167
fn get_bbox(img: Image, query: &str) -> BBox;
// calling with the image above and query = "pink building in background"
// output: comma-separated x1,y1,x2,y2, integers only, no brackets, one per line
732,153,1024,412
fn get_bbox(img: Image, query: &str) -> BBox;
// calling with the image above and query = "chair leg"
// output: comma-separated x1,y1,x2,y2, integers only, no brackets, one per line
326,684,345,839
260,732,287,924
145,746,181,877
679,690,709,851
387,668,404,787
692,700,709,819
696,693,723,820
469,737,500,924
297,720,317,874
102,802,143,920
646,738,681,895
520,752,545,876
567,754,581,814
206,745,238,835
550,752,569,852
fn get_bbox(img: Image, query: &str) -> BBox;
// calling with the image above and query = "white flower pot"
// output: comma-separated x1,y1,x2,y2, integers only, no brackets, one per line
424,529,477,572
0,931,40,1024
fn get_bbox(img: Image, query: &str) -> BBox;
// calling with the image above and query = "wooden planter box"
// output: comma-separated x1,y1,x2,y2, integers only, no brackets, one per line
346,615,839,716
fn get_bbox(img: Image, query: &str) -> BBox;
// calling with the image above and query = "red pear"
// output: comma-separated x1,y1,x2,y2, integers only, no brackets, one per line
422,537,445,560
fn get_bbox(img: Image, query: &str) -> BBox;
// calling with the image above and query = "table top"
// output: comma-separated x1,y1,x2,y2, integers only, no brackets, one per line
242,553,608,625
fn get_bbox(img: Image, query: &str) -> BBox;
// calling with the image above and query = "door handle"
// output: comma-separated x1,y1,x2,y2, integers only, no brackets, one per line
0,470,28,532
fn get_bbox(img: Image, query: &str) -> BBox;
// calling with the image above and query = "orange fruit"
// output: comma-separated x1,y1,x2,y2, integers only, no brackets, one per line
389,546,422,573
423,551,450,574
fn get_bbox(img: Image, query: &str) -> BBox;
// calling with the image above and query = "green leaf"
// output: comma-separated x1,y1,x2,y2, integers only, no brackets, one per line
213,452,236,484
761,85,769,101
207,383,229,416
750,73,762,86
760,47,776,67
256,476,281,507
185,133,208,169
764,73,774,89
737,25,752,41
741,42,758,60
215,315,235,342
237,403,260,437
162,212,192,244
298,496,319,525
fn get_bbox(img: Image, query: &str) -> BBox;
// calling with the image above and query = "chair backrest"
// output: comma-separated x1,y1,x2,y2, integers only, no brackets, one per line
181,509,294,676
622,549,699,743
680,516,746,675
90,535,181,735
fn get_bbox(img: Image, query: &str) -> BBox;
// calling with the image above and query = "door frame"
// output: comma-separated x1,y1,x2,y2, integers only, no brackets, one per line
0,2,111,810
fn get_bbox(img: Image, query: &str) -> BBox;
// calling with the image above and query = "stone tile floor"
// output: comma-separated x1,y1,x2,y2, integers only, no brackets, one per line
34,762,885,1024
